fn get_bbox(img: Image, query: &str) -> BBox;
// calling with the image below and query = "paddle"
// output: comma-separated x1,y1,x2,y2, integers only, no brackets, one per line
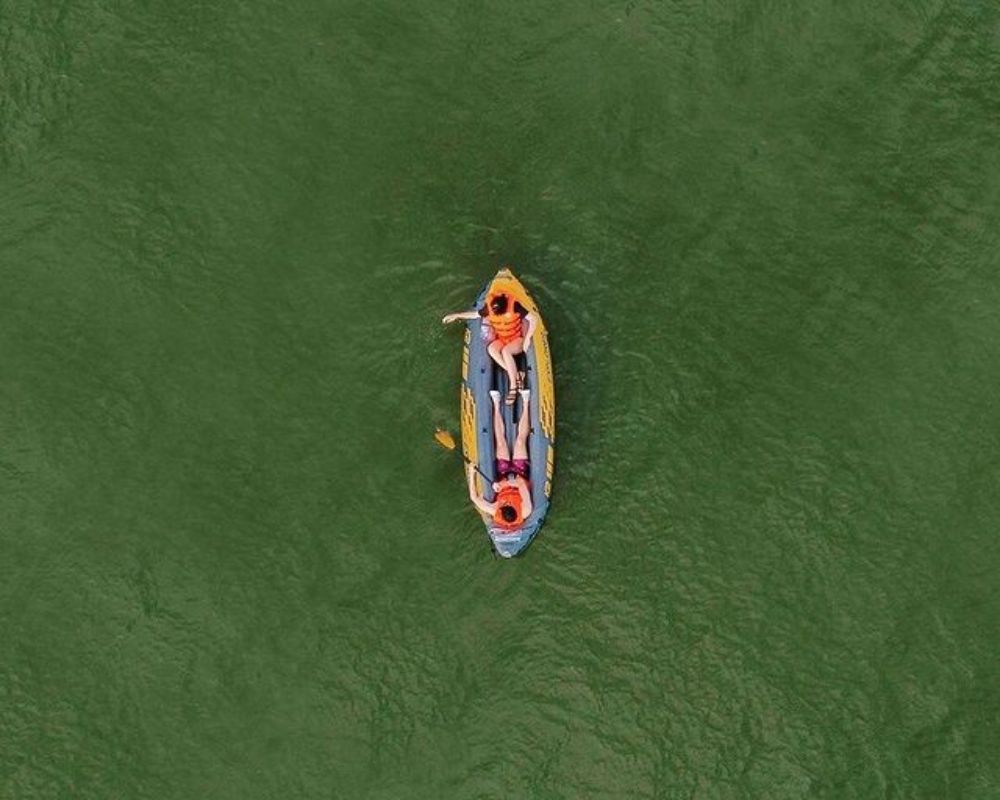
433,429,457,450
434,428,492,482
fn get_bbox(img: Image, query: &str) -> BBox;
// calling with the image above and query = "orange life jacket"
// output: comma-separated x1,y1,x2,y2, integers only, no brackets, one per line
493,484,524,530
486,294,523,343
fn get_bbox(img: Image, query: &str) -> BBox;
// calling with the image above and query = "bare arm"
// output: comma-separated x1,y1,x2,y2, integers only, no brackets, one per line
467,464,495,516
517,478,533,518
442,310,480,324
522,312,538,351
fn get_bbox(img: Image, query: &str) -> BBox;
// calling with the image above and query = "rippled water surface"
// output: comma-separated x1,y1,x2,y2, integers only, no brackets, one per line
3,1,1000,797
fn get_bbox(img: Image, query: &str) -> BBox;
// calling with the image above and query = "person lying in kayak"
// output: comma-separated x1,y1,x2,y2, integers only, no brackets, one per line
466,388,533,531
443,292,537,405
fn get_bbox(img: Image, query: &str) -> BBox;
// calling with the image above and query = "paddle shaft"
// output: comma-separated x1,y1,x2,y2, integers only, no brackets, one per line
463,455,492,483
434,429,492,482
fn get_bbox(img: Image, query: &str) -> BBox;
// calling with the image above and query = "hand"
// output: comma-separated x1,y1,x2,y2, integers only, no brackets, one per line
442,313,461,324
492,481,501,492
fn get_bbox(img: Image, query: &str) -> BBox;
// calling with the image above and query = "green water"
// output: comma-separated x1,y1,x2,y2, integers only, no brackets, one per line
3,1,1000,797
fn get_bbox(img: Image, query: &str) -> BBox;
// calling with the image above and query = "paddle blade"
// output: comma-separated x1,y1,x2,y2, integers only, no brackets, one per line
434,429,457,450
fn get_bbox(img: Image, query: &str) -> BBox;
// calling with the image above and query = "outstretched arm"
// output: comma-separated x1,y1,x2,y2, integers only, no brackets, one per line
467,463,495,516
522,312,538,351
442,310,480,324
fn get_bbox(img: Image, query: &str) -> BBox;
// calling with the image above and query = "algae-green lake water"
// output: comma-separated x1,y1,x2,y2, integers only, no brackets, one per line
2,1,999,797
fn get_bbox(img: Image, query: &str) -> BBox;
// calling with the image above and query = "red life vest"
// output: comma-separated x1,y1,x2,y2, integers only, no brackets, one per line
493,484,524,530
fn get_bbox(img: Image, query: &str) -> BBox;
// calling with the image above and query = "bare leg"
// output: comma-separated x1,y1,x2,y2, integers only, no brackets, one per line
489,391,510,461
487,340,507,372
495,338,523,404
513,390,531,460
501,339,524,387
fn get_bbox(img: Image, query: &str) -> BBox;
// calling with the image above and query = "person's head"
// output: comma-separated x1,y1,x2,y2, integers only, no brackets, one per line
499,504,518,523
489,294,509,315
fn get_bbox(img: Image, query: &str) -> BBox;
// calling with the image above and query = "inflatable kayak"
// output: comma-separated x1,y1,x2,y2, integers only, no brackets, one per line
459,268,555,557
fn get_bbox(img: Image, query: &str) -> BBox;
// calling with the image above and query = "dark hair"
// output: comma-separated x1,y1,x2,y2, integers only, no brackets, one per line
500,505,517,523
490,295,509,315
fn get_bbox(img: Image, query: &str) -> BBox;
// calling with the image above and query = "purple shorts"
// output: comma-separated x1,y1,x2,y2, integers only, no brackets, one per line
496,459,529,479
